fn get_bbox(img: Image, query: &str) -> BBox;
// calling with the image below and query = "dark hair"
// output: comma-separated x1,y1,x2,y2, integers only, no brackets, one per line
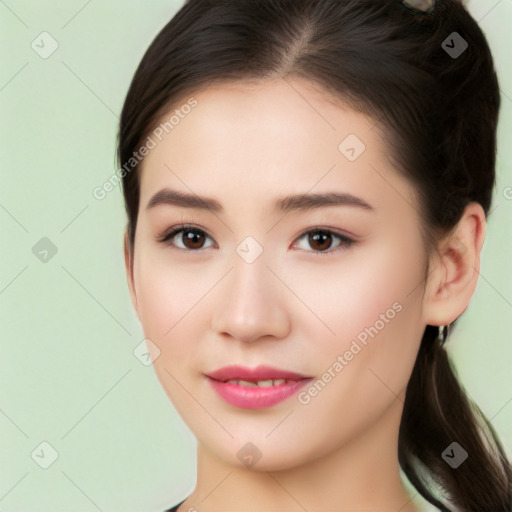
117,0,511,509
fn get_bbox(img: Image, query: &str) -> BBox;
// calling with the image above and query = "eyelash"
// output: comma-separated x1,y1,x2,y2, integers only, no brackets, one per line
155,224,355,256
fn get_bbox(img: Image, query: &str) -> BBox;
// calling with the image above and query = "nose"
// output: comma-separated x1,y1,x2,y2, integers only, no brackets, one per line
210,252,291,344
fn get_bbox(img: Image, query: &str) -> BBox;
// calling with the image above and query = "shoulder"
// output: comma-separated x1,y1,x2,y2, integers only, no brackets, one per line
163,498,185,512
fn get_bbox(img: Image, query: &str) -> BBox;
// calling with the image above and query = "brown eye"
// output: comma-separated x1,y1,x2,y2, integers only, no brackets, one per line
157,226,215,251
293,229,354,256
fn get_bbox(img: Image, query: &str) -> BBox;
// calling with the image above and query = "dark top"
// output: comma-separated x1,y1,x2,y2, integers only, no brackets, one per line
165,497,441,511
164,498,185,512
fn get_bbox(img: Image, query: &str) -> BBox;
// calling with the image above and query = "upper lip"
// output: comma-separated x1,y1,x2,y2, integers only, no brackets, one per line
205,365,313,382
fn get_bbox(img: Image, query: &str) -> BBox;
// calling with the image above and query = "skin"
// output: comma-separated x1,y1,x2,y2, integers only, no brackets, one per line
123,78,486,512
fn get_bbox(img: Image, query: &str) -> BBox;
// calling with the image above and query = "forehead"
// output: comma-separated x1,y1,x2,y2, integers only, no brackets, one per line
138,78,418,219
142,78,379,167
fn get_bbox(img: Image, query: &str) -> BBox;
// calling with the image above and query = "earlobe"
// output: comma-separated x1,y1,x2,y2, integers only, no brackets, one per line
123,230,140,321
422,202,487,327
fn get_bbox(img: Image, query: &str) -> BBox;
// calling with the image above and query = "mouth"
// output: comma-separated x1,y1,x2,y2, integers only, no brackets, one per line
204,365,314,409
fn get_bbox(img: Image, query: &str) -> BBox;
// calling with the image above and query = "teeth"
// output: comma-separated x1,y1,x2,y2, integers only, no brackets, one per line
227,379,258,387
257,379,279,387
226,379,289,387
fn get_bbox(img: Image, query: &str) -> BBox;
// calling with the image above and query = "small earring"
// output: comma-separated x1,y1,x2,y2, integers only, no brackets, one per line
401,0,436,15
438,325,448,346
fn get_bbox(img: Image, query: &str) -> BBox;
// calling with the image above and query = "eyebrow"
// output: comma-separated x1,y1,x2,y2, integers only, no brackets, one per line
146,188,374,214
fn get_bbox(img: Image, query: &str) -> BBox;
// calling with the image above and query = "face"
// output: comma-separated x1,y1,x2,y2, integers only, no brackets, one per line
125,78,430,471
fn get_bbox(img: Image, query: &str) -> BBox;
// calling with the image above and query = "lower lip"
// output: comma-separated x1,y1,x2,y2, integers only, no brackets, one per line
206,376,313,409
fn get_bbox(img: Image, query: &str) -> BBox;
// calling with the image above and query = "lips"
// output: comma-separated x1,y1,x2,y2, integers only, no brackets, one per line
205,364,312,383
205,365,314,409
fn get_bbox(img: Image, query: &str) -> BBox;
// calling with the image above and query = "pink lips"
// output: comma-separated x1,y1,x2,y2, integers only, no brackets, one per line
205,365,314,409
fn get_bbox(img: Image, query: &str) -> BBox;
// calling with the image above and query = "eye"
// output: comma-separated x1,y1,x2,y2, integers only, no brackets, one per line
292,228,354,256
156,225,215,251
156,224,355,255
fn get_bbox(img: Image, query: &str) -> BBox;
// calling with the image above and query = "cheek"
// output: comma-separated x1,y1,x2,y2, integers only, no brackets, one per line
286,239,426,412
287,240,424,348
133,248,211,357
290,253,424,432
332,241,425,386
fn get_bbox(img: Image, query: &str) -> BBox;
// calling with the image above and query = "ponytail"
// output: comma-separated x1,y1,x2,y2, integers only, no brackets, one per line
399,324,512,511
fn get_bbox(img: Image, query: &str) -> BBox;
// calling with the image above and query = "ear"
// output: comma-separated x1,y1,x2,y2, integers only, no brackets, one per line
422,202,487,326
123,229,140,321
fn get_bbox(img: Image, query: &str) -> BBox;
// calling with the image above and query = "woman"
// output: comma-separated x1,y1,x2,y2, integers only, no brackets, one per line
117,0,512,510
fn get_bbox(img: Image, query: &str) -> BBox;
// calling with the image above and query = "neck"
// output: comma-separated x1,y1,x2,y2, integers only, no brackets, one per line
178,398,420,512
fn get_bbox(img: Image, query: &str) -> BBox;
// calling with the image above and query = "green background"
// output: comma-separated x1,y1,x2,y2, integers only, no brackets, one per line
1,1,511,511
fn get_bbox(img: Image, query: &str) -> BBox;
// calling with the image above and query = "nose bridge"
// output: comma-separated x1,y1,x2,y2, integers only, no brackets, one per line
211,240,291,343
